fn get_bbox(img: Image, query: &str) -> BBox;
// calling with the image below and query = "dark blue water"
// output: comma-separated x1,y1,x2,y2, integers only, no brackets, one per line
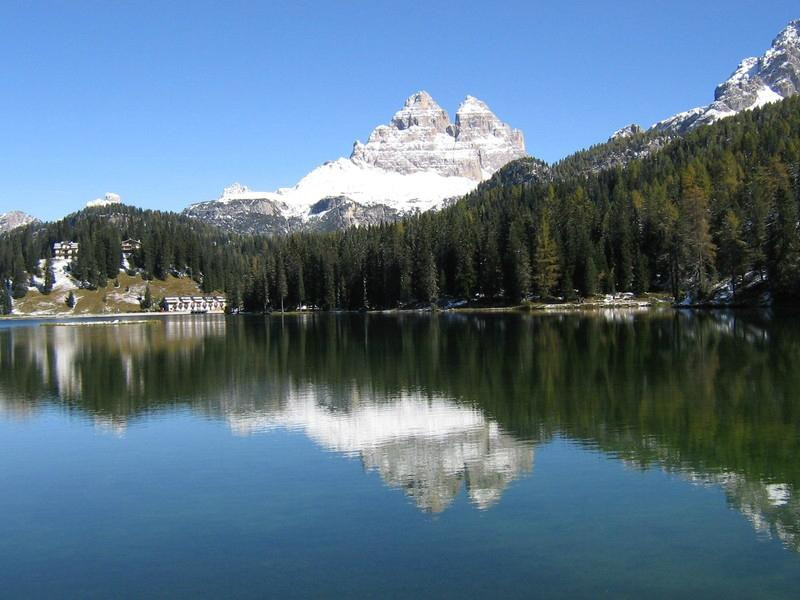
0,312,798,598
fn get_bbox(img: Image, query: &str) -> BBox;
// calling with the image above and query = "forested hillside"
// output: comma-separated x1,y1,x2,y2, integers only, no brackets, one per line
2,96,799,313
0,207,254,313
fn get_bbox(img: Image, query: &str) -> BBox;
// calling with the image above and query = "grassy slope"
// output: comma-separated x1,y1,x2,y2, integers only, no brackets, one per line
13,272,204,316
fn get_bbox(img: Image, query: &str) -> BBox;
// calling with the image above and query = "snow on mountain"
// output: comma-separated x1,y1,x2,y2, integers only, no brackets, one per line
183,91,527,234
609,123,643,141
655,19,800,133
86,192,122,208
0,210,37,234
272,156,479,218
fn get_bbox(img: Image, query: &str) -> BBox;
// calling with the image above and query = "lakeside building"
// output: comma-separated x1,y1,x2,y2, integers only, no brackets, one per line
121,239,142,253
53,241,79,260
162,295,227,314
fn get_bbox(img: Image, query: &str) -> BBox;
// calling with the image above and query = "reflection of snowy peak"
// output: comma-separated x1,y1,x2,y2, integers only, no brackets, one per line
656,20,800,132
226,390,534,513
183,91,526,235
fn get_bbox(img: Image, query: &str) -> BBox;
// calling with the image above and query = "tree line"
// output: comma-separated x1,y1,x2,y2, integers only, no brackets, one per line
1,95,799,313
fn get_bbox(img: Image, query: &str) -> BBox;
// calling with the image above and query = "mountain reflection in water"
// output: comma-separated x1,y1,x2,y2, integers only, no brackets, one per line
0,311,798,549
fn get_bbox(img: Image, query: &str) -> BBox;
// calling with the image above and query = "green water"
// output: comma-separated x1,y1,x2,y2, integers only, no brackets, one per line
0,310,799,598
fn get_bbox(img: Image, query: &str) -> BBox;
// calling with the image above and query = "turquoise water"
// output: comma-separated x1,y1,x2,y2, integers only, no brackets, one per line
0,312,798,598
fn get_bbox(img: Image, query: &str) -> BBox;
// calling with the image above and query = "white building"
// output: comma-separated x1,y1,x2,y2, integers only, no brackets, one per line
162,295,227,314
53,241,79,260
121,239,142,253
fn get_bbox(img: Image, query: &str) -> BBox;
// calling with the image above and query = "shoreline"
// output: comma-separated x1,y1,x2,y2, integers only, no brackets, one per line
0,311,222,321
1,302,777,322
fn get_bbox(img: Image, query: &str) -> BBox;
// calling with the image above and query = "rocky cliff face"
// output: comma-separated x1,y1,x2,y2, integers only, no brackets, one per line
183,92,527,235
0,211,37,235
350,91,525,180
656,19,800,133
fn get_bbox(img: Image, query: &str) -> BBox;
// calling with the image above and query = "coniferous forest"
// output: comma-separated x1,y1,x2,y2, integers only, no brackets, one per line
1,96,799,313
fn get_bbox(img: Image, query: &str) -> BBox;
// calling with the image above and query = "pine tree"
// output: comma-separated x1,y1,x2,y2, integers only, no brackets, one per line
262,261,272,313
414,225,438,304
677,164,716,297
141,284,152,310
506,220,531,302
583,253,598,297
718,210,748,297
295,261,306,308
0,282,13,315
767,164,800,297
66,291,76,309
43,259,55,295
479,225,503,300
533,216,559,297
276,254,288,312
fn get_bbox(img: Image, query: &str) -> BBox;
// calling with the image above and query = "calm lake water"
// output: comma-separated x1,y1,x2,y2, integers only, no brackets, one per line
1,311,799,598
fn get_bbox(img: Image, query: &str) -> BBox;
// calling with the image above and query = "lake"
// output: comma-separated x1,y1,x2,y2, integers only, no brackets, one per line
1,311,799,598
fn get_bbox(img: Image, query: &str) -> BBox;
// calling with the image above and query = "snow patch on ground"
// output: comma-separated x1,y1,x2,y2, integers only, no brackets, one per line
30,258,79,292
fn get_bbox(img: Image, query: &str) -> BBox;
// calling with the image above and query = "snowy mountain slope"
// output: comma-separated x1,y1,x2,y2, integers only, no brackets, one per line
0,211,38,235
656,19,800,133
183,91,527,234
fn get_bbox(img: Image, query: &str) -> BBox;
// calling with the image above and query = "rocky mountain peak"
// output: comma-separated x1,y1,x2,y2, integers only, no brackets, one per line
656,18,799,133
456,95,492,114
610,124,643,141
221,182,251,198
390,90,451,131
0,210,37,234
350,91,526,180
455,95,522,141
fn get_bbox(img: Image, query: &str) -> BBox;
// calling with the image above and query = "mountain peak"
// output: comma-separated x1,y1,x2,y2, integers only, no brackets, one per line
0,210,37,234
656,17,799,133
390,90,450,132
403,90,436,107
351,91,526,180
776,19,800,42
221,182,250,198
610,124,643,141
457,95,492,114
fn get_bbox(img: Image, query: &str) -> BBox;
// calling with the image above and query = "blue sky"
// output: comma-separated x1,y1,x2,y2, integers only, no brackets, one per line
1,1,798,220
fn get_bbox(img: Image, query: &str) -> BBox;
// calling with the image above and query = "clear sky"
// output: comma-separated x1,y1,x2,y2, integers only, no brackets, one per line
1,1,798,220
